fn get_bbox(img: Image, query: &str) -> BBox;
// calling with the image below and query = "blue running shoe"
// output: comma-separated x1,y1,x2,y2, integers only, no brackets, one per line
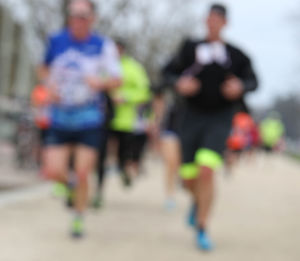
196,230,214,251
187,203,197,227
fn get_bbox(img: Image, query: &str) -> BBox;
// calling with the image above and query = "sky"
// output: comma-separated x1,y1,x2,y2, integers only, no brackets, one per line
201,0,300,108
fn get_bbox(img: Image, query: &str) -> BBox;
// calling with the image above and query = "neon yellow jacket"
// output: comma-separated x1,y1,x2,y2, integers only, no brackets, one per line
110,55,151,132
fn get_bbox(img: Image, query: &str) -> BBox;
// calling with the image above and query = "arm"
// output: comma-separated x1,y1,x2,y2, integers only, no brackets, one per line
86,39,122,91
162,39,194,87
100,77,122,90
162,40,201,96
36,65,50,84
222,51,258,101
37,35,55,84
35,36,60,103
239,54,258,93
152,93,166,127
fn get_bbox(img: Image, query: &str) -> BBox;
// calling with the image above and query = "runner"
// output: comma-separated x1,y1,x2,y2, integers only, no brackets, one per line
107,39,151,187
225,112,258,175
152,83,181,211
162,3,258,250
92,92,114,208
37,0,122,238
260,113,285,152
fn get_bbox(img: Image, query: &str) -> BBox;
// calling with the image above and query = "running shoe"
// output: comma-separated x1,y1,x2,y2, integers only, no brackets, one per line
91,194,103,209
121,172,132,187
71,217,84,239
65,187,75,209
196,229,214,251
52,183,68,198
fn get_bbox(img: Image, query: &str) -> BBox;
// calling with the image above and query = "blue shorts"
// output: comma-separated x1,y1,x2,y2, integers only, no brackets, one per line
43,128,103,150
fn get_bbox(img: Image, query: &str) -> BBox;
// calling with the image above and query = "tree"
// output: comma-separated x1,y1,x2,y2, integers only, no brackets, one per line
45,0,207,82
95,0,206,82
5,0,208,82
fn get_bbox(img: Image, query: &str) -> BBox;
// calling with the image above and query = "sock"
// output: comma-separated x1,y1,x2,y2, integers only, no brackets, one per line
198,226,206,234
73,211,83,220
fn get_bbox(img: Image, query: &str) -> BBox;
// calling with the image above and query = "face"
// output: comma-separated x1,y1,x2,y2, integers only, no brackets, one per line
117,44,125,56
68,1,95,40
206,12,226,39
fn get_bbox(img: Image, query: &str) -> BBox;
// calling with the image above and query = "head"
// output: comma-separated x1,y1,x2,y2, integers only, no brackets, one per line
206,3,227,41
67,0,96,40
115,38,127,56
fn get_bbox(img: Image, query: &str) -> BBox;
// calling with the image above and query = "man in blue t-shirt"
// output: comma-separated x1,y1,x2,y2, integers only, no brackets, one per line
37,0,122,238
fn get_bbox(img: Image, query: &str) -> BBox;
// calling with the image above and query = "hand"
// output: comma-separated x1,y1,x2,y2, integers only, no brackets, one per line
113,96,126,105
176,76,201,96
48,89,60,104
47,82,60,104
221,76,244,101
146,122,159,138
85,76,106,91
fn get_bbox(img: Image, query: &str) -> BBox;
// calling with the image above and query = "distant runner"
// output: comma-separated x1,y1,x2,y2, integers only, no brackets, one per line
260,113,285,152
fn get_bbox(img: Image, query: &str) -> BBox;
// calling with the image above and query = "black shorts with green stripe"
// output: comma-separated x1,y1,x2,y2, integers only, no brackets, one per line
178,107,234,177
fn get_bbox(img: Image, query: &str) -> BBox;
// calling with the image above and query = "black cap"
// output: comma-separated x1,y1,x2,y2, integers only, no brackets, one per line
210,3,227,18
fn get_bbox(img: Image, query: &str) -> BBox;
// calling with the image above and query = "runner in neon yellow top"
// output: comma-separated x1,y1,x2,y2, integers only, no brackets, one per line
110,51,151,132
260,115,285,151
109,40,152,186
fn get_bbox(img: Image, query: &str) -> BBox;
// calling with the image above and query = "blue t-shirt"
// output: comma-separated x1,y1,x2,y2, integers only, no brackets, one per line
44,29,121,131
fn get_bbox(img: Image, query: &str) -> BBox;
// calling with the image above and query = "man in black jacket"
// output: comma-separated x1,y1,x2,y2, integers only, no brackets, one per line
162,3,258,251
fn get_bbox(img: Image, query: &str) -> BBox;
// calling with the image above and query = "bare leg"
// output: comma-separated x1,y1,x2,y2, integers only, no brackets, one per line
161,137,181,199
183,179,198,200
197,166,214,229
125,161,139,179
42,145,72,183
183,177,199,226
74,145,97,213
224,150,238,176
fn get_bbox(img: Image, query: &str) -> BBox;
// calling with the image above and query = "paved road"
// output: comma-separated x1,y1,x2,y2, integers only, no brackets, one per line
0,153,299,261
0,142,39,191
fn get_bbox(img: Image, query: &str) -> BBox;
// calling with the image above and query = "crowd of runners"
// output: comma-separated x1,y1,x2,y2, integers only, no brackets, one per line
29,0,286,252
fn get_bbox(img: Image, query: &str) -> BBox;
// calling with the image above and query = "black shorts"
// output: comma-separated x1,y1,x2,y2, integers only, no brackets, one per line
179,108,234,163
43,128,103,150
130,133,147,162
111,131,147,163
262,145,273,152
39,129,48,144
161,104,181,137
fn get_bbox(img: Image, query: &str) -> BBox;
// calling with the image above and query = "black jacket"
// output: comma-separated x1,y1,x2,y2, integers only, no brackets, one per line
162,39,258,112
